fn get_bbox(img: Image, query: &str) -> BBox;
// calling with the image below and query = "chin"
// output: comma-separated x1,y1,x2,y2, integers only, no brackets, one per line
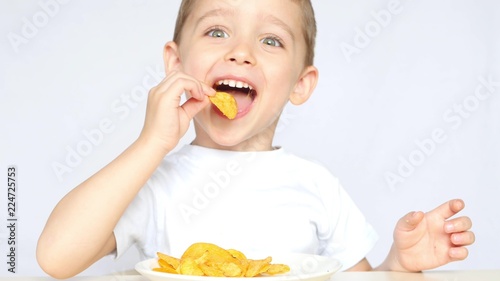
211,134,248,150
193,122,244,150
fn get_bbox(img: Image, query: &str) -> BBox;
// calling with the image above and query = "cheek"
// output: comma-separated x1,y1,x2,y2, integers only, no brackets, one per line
180,46,218,79
266,66,298,97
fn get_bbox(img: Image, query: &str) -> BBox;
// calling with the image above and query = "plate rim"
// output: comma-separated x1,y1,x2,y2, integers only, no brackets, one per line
135,253,342,281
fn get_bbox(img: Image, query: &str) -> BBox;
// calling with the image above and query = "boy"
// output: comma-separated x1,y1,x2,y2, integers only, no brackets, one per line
37,0,474,278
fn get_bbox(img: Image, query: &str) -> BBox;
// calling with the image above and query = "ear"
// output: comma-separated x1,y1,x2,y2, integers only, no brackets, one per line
289,65,319,105
163,41,182,72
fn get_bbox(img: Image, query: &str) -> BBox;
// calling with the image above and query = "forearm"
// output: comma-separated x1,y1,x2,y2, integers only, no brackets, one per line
37,137,166,278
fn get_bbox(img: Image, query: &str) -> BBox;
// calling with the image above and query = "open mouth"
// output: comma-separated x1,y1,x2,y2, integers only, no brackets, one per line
213,79,257,116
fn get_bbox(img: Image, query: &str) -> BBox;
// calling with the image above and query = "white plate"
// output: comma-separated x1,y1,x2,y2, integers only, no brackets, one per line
135,253,342,281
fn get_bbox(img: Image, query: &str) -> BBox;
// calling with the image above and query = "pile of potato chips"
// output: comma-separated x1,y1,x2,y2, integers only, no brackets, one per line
153,242,290,277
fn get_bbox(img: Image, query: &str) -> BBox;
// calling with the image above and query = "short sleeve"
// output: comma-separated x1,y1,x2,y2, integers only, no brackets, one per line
113,184,156,260
318,175,378,271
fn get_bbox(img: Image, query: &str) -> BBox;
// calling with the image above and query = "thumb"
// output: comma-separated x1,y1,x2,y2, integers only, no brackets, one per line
397,211,425,232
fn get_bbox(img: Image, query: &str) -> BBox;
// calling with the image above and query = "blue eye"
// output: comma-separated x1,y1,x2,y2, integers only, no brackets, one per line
261,37,283,47
207,29,228,38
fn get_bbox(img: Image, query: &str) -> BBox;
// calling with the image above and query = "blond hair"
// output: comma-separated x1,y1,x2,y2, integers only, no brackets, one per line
172,0,317,66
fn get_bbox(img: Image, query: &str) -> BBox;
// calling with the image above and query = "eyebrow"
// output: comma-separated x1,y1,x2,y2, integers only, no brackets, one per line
263,14,296,42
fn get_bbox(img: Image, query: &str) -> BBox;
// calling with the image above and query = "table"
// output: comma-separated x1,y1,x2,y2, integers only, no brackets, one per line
331,271,500,280
1,270,499,280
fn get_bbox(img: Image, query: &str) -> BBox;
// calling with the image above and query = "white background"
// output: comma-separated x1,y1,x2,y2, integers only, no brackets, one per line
1,0,499,277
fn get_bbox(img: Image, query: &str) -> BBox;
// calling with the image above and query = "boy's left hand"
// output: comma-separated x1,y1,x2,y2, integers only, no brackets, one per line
390,199,475,272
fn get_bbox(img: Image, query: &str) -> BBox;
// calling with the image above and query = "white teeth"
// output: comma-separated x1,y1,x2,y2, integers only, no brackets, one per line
216,79,253,90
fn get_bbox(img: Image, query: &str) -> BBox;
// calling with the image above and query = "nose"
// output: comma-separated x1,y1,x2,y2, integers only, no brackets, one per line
224,41,256,66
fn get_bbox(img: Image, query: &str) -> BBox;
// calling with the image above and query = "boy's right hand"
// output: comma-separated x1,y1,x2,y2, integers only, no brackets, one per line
139,70,215,154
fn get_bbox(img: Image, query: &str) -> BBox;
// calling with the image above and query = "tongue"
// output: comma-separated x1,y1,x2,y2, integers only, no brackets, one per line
228,91,253,113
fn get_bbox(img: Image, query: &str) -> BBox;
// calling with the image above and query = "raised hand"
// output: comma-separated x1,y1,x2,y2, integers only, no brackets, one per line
139,70,215,154
389,199,475,272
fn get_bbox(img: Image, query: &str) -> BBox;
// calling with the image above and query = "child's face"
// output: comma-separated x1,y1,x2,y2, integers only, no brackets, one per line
167,0,317,150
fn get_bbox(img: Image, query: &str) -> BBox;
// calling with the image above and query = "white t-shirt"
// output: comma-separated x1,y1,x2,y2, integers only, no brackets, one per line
114,145,378,270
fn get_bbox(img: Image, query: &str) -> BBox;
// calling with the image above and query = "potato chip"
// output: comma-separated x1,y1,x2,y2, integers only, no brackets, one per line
199,263,225,277
179,258,204,276
209,91,238,119
218,262,243,277
158,259,175,270
245,257,272,277
182,242,240,265
153,243,289,277
265,263,291,275
152,264,177,274
157,252,180,269
227,249,247,261
227,249,248,276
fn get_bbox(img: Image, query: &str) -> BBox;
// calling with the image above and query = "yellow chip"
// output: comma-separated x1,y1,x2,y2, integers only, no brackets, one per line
217,262,243,277
157,252,180,270
265,263,291,275
152,265,177,274
227,249,247,261
199,263,225,277
227,249,249,276
245,257,272,277
158,259,175,270
182,242,239,265
178,258,204,276
209,91,238,119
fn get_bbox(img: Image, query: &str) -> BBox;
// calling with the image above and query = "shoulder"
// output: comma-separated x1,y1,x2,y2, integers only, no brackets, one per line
280,149,339,179
275,149,343,194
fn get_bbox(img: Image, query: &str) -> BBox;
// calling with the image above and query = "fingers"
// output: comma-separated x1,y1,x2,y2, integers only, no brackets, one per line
449,247,469,261
445,216,473,233
450,231,475,246
430,199,465,220
140,70,215,150
156,70,215,101
446,216,474,246
446,215,474,258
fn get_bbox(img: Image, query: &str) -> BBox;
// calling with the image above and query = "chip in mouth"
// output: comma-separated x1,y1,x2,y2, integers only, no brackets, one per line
209,91,238,119
213,80,257,117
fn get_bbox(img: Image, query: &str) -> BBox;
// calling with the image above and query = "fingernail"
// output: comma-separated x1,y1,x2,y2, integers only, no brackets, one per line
451,233,461,244
445,223,454,233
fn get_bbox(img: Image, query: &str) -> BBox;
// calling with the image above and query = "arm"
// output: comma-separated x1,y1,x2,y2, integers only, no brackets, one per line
345,258,373,271
36,70,215,279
